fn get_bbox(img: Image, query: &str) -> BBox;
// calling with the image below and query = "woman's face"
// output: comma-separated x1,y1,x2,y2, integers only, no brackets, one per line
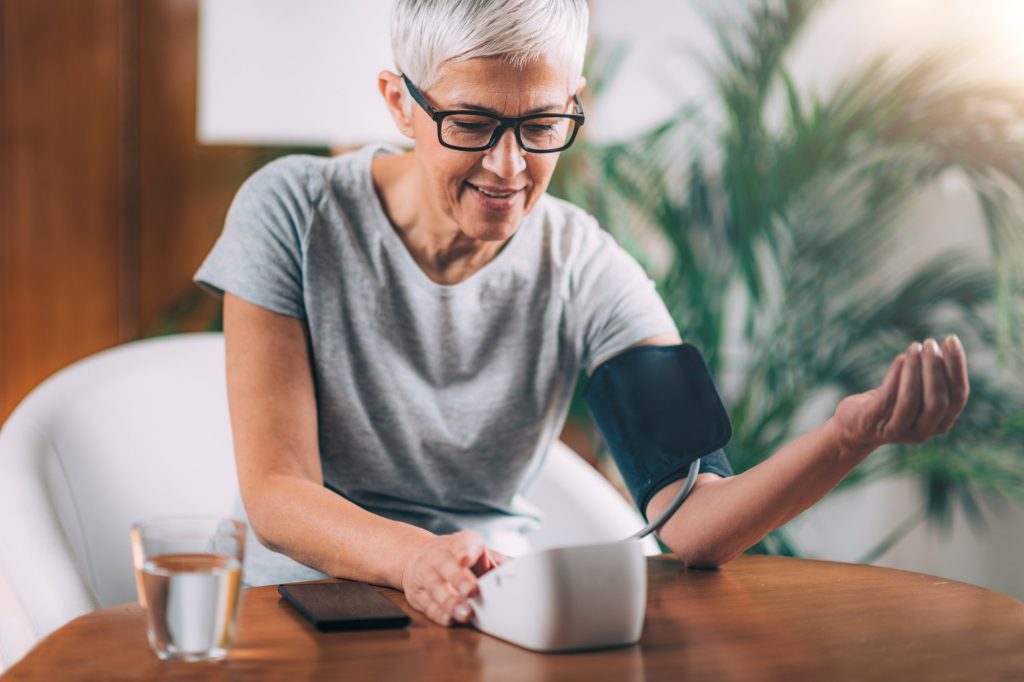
405,57,578,243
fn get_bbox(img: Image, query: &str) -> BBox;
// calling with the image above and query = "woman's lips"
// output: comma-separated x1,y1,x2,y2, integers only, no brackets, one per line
465,182,523,211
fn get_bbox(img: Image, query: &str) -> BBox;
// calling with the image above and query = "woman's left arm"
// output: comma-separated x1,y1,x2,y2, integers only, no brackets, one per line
644,335,969,568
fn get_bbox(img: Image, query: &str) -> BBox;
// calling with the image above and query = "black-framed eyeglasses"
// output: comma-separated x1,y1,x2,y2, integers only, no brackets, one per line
402,74,585,153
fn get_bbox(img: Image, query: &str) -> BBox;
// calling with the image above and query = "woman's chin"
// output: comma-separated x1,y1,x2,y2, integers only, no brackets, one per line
465,219,520,242
457,206,524,241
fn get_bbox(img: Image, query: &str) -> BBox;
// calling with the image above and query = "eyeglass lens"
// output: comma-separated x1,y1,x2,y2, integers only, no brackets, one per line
440,114,577,151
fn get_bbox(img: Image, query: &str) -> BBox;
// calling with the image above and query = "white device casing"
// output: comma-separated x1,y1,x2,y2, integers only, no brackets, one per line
469,538,647,652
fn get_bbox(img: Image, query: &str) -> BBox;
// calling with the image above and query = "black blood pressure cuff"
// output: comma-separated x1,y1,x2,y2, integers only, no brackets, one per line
585,344,734,514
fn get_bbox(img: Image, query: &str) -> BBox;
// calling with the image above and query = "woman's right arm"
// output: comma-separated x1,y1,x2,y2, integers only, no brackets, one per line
223,293,500,625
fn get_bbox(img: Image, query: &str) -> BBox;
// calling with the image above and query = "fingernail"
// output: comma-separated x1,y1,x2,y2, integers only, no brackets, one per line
926,338,941,354
454,604,471,620
459,581,473,597
909,342,923,354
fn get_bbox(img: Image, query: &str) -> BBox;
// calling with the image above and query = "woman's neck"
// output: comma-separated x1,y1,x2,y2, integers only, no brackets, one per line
371,152,506,285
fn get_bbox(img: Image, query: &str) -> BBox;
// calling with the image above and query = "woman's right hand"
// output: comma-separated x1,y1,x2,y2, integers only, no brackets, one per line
399,530,505,627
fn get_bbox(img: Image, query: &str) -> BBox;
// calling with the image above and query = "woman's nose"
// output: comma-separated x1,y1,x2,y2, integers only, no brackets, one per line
481,127,527,179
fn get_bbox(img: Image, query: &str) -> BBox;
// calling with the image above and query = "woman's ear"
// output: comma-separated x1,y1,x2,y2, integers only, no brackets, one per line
378,70,415,139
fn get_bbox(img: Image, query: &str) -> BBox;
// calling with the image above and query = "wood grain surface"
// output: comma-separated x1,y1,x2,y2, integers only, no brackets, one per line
5,554,1023,681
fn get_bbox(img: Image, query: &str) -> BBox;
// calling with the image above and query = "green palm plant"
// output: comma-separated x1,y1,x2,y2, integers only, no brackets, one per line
551,0,1024,559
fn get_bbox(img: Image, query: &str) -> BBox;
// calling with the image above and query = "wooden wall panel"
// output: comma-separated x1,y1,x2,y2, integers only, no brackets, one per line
1,0,287,421
2,0,128,419
1,2,7,425
137,0,252,336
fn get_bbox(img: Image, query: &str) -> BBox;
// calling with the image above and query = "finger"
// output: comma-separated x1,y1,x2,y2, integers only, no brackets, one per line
425,602,451,627
408,580,449,627
871,352,906,425
452,601,474,624
410,576,462,627
429,575,474,624
916,339,950,440
425,566,462,623
887,342,924,441
449,530,487,568
936,334,970,432
414,533,483,625
468,544,505,577
435,557,478,600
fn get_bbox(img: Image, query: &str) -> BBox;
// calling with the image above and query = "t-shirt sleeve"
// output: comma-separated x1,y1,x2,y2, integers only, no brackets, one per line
193,156,314,319
571,222,678,373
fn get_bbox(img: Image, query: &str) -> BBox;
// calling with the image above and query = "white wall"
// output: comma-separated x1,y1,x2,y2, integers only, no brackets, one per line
197,0,401,145
786,475,1024,601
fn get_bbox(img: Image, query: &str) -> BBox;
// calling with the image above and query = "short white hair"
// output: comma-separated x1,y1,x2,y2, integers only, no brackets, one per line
391,0,589,93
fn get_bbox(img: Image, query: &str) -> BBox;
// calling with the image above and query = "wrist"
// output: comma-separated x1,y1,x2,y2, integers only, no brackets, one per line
824,416,879,464
392,529,435,590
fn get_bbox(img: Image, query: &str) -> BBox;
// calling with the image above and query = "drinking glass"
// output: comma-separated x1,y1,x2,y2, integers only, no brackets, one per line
130,516,246,661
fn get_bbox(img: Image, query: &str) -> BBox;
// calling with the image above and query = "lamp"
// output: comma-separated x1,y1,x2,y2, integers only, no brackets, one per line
197,0,402,147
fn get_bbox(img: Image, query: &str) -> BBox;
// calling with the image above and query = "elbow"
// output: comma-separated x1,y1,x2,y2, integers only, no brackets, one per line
673,551,726,570
659,533,743,570
682,555,722,570
672,550,740,570
685,549,743,569
239,480,286,553
243,507,279,553
248,521,279,553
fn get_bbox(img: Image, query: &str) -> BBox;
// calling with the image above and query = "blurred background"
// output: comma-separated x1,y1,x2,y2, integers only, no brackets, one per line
2,0,1022,597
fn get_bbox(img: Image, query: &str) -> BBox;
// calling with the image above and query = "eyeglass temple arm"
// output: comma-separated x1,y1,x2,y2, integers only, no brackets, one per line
401,73,439,118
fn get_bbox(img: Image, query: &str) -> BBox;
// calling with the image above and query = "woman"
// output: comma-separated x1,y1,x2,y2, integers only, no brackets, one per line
195,0,968,628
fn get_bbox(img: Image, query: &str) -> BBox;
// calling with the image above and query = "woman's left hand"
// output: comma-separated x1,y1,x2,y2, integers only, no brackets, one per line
832,335,970,453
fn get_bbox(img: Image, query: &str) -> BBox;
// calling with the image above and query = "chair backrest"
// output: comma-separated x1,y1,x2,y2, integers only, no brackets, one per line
0,332,654,671
0,334,238,670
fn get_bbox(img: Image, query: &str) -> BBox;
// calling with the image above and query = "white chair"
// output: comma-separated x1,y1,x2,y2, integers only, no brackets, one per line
0,333,655,671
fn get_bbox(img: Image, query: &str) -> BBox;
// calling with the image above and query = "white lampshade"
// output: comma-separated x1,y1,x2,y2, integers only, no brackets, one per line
197,0,402,146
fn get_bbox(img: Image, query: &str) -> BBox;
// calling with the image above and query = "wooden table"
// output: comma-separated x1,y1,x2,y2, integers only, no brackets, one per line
5,555,1023,681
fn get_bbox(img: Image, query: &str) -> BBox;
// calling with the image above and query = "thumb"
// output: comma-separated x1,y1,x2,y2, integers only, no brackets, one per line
452,530,486,568
472,548,508,575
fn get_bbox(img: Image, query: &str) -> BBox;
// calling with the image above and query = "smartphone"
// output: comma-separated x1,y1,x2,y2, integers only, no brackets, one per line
278,581,411,631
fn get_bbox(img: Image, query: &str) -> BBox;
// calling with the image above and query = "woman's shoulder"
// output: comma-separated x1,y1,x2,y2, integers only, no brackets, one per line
534,193,620,263
535,193,597,229
232,154,327,214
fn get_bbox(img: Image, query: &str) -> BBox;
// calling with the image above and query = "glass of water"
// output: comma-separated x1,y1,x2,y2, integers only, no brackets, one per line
131,517,246,661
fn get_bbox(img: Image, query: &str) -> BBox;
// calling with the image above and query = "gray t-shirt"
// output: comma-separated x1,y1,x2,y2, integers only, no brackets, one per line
195,144,679,582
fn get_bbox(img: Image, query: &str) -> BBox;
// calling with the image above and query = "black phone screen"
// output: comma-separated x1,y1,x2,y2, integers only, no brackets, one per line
278,581,411,631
